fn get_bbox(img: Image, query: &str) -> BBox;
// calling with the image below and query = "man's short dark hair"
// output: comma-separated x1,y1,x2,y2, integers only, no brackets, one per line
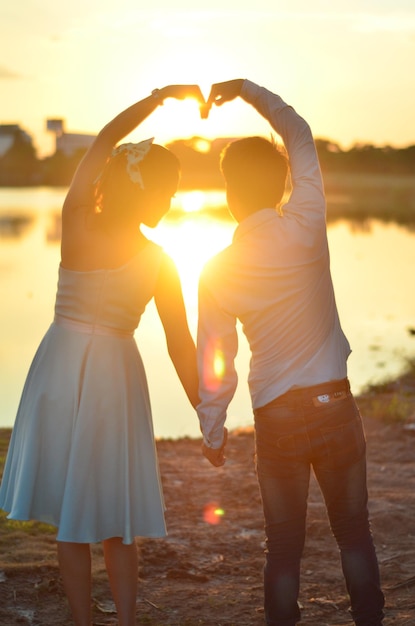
220,136,288,209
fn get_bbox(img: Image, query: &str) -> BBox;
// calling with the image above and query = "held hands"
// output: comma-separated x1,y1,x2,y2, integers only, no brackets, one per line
202,427,228,467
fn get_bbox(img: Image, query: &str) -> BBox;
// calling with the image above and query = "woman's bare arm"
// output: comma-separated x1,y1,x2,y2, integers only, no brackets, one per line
154,255,200,409
63,84,206,216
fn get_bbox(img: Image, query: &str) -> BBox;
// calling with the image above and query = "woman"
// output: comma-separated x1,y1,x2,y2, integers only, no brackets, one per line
0,84,203,626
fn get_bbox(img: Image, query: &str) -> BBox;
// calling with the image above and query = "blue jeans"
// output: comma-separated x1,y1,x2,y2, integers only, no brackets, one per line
253,379,384,626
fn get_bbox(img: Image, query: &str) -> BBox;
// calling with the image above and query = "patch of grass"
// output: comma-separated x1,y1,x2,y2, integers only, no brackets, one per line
0,508,55,537
362,393,413,424
0,430,55,538
363,357,415,393
359,358,415,424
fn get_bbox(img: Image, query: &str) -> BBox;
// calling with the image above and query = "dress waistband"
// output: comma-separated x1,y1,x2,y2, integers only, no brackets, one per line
54,315,134,338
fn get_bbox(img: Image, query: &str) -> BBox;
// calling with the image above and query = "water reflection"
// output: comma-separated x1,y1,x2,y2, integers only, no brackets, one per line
0,213,34,238
0,187,414,439
46,211,62,242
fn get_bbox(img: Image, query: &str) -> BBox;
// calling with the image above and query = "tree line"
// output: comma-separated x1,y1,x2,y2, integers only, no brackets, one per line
1,133,414,188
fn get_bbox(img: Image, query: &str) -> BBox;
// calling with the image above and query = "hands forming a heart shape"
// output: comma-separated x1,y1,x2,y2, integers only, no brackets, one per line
157,80,245,120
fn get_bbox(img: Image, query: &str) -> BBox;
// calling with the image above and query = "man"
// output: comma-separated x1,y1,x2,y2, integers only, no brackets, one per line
197,79,384,626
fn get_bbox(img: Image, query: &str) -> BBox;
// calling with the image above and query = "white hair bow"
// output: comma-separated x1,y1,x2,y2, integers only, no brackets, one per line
111,137,154,188
95,137,154,189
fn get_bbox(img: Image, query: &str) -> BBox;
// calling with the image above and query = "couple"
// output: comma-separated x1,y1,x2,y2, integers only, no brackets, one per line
0,81,384,626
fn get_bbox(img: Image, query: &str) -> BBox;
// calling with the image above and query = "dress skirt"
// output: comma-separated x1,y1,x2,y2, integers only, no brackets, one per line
0,320,166,544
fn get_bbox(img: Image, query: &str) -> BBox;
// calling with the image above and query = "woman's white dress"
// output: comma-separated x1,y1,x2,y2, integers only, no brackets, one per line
0,242,167,544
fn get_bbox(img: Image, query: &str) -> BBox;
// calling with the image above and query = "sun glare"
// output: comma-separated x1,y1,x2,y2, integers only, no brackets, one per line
157,98,210,143
143,201,235,329
180,191,206,213
193,138,211,153
154,216,233,293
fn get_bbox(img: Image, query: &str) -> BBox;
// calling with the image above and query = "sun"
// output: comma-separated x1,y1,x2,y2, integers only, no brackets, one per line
158,98,211,143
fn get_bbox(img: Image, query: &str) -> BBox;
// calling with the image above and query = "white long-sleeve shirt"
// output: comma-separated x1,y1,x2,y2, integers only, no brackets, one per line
197,80,351,448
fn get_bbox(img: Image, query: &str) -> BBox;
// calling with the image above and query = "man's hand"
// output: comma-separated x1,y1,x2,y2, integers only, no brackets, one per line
202,428,228,467
201,79,245,119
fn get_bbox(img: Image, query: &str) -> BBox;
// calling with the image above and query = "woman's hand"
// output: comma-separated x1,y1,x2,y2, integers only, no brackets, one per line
157,84,206,105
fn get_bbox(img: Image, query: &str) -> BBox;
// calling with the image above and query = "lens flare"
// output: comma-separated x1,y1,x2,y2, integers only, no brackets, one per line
203,502,225,525
213,349,225,378
203,340,226,392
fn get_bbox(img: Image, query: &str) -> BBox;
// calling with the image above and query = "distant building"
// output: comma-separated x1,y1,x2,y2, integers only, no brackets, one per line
46,118,95,157
0,124,33,157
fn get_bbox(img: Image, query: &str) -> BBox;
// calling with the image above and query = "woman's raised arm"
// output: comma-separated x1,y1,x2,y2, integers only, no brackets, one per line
63,85,205,214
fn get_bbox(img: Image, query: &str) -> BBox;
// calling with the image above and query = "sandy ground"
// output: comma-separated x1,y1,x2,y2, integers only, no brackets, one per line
1,382,415,625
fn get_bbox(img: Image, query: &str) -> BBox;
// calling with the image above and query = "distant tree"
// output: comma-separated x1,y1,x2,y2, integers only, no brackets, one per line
315,139,415,176
1,132,415,187
315,139,344,173
0,129,40,185
391,144,415,175
40,148,87,186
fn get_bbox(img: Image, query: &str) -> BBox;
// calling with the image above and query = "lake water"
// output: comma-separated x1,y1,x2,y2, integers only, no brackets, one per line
0,187,414,439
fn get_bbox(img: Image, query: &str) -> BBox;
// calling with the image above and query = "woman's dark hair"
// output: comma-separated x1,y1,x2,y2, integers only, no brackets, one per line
220,136,288,209
94,144,180,220
139,144,180,194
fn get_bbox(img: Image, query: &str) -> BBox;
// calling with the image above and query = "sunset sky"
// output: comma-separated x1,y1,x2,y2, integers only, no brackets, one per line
1,1,415,156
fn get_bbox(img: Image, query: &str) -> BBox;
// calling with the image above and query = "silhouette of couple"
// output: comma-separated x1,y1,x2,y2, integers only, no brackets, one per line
0,80,384,626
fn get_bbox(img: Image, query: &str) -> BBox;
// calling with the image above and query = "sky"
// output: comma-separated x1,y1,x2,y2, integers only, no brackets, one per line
1,1,415,157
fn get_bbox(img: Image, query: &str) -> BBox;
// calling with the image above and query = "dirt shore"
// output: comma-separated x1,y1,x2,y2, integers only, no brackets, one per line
1,383,415,625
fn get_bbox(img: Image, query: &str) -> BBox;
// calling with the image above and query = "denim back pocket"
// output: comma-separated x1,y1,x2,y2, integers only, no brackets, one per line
319,401,366,470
